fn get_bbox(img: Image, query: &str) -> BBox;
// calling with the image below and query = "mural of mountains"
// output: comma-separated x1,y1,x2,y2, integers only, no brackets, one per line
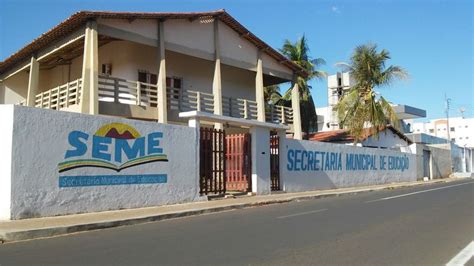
104,128,135,139
94,123,141,139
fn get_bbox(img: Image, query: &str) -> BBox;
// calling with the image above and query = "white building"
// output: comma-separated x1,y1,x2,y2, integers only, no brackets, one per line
412,117,474,148
317,72,426,133
0,10,305,138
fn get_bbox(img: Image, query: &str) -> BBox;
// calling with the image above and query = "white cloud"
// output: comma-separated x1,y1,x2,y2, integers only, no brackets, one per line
331,6,341,14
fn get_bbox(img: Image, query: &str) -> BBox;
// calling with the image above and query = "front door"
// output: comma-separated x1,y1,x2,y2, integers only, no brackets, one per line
225,133,251,192
423,150,431,179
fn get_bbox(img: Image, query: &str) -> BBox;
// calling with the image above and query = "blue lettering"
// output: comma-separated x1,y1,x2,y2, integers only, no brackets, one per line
294,150,301,171
301,151,307,171
92,136,112,161
287,149,294,171
148,132,163,154
308,151,314,171
65,131,89,159
114,137,146,163
337,153,342,170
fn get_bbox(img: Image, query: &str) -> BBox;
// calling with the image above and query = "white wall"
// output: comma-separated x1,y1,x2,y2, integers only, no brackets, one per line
1,71,29,104
4,105,201,220
97,18,292,80
411,143,452,179
362,130,410,150
0,105,14,219
281,139,417,192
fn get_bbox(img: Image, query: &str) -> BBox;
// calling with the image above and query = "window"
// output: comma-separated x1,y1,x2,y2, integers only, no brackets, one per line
466,125,468,128
429,129,434,133
466,137,469,140
417,129,420,132
437,128,440,131
450,127,455,132
337,77,342,86
138,71,158,107
459,137,463,140
451,138,455,142
167,77,182,100
101,64,112,76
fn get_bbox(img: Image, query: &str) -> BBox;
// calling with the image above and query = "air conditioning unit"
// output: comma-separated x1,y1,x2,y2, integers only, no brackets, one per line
101,64,112,76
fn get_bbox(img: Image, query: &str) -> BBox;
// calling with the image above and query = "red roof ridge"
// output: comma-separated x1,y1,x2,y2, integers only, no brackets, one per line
308,125,412,144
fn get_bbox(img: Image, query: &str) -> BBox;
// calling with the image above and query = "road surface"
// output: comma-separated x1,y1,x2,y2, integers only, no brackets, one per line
0,179,473,265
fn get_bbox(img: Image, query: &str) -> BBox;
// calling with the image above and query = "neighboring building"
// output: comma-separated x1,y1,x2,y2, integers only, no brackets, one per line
308,125,413,151
412,117,474,148
407,132,474,178
0,10,305,138
316,72,426,133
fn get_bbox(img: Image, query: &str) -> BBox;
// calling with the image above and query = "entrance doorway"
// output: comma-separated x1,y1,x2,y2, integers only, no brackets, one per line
423,150,431,179
199,127,226,195
270,131,281,191
225,133,251,192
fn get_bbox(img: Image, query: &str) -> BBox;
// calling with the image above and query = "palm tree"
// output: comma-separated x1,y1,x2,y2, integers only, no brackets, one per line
280,35,326,137
335,44,408,142
264,85,282,104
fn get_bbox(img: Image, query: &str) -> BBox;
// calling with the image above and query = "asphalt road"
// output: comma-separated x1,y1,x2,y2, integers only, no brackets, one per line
1,179,473,265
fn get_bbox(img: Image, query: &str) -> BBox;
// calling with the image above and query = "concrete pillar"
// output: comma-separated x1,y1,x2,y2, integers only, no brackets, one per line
157,19,168,124
188,118,200,129
212,19,223,129
26,56,40,107
80,21,99,115
250,126,271,195
291,82,303,140
255,51,265,122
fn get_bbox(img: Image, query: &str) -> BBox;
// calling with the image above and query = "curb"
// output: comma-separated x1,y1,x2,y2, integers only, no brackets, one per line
0,178,459,243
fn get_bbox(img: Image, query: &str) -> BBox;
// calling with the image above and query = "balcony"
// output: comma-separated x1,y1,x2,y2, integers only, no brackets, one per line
22,75,293,125
34,79,82,110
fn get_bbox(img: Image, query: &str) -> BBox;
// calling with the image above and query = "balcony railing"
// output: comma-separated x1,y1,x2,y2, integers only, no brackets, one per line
35,79,82,110
27,75,293,124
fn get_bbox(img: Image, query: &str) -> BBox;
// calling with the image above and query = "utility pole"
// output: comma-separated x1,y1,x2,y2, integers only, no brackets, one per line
445,94,451,145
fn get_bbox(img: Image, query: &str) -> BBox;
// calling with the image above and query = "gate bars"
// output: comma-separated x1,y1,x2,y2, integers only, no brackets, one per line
199,128,281,195
225,133,251,192
199,128,226,195
270,131,281,191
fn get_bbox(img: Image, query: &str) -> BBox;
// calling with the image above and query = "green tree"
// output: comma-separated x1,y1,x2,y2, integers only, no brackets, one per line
335,44,408,142
264,85,282,104
280,35,326,137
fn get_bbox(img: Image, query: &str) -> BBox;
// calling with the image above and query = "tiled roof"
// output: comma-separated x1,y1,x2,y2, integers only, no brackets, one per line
0,9,307,77
308,125,413,144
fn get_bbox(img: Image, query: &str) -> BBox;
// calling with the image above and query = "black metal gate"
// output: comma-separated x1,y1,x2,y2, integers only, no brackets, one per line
199,127,226,195
270,131,281,191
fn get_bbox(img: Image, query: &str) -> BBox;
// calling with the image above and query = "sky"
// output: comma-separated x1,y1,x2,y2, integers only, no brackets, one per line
0,0,472,120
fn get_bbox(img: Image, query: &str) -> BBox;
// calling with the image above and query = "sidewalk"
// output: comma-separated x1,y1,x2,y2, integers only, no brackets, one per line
0,178,464,242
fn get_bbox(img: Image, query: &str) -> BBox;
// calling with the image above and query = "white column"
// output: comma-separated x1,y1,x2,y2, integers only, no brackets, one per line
80,21,99,115
212,19,223,129
256,51,265,122
250,126,271,195
26,56,40,107
188,118,200,129
291,82,303,140
157,19,168,124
